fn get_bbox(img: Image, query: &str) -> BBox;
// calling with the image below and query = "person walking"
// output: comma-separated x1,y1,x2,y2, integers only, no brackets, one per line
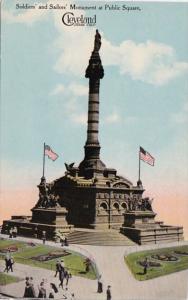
106,285,112,300
49,283,55,298
64,236,69,246
9,255,14,272
143,257,149,275
29,277,36,297
12,226,18,238
54,260,61,277
4,251,10,273
97,275,103,293
23,277,36,298
59,267,65,289
84,258,91,273
24,281,32,298
38,281,47,298
9,228,13,238
64,269,71,290
42,231,46,245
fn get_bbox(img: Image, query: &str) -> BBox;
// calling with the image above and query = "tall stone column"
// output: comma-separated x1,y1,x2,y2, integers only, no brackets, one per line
79,30,106,178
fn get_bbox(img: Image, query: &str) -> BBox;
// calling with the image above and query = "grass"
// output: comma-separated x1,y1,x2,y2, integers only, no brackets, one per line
0,273,23,285
0,239,27,251
125,245,188,281
0,239,97,280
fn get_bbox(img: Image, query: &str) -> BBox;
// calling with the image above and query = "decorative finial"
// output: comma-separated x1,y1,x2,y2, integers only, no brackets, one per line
94,29,101,52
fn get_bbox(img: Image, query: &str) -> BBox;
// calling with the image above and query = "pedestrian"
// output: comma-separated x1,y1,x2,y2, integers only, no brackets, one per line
64,236,69,246
23,277,36,298
4,251,10,273
64,269,71,289
60,235,65,246
97,275,103,293
24,281,31,298
143,257,149,275
12,226,18,238
84,258,91,273
9,228,13,238
59,267,65,289
9,256,14,272
106,285,112,300
54,260,61,277
29,277,36,297
42,231,46,245
38,281,47,298
49,283,55,298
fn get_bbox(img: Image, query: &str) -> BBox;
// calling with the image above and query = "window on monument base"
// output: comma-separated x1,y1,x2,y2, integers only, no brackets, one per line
99,202,108,212
113,202,120,210
121,202,128,211
113,202,120,215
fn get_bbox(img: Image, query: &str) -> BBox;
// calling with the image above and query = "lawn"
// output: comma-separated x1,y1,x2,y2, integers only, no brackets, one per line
0,239,97,280
0,273,23,285
125,245,188,281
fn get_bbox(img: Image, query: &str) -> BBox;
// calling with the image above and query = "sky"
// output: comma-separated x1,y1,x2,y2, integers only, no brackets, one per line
1,0,188,237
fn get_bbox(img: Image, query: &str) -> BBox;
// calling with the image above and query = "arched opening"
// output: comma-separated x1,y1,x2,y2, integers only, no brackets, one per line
113,202,119,210
121,202,128,211
99,202,108,211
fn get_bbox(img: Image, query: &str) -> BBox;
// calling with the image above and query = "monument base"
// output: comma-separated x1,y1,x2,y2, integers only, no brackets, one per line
120,211,184,245
2,207,74,241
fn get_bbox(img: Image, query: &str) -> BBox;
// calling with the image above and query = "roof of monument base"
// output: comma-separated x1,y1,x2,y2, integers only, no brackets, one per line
51,172,144,191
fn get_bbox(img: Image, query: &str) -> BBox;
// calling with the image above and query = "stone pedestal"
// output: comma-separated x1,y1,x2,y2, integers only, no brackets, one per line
2,207,74,241
31,207,68,226
123,211,157,228
120,210,183,245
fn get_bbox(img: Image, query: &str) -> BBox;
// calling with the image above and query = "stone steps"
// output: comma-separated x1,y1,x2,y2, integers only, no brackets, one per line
67,229,136,246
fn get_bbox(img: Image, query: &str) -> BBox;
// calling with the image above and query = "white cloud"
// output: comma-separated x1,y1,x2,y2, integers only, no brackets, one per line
67,98,87,125
71,113,87,125
54,33,188,85
51,82,87,97
102,40,188,85
51,84,65,95
2,5,48,25
172,101,188,124
3,4,188,85
104,112,121,124
68,83,88,97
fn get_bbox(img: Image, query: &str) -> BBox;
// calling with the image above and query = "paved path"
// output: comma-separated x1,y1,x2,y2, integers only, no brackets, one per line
82,244,188,300
0,261,102,300
0,235,188,300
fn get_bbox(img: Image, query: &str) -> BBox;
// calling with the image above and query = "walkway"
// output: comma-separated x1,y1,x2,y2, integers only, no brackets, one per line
0,234,188,299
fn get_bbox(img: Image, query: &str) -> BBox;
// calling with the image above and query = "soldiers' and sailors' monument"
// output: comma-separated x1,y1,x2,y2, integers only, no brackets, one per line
2,30,183,245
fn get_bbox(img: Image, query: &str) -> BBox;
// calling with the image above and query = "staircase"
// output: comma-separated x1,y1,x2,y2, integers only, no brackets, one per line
67,229,136,246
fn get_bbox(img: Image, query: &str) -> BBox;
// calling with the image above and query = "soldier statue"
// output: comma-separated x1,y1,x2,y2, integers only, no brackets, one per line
35,177,60,208
94,29,101,52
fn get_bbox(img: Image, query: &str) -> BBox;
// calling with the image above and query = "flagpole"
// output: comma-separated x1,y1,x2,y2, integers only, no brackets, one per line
138,147,141,182
42,142,46,178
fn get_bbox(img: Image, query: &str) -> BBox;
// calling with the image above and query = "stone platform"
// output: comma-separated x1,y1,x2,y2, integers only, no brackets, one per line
120,211,183,245
2,207,74,240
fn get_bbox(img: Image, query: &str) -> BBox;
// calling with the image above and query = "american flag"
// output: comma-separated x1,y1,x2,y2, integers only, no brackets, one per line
139,147,155,166
45,145,58,161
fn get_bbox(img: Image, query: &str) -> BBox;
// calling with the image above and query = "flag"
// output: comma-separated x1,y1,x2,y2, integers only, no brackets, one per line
139,147,155,166
45,145,58,161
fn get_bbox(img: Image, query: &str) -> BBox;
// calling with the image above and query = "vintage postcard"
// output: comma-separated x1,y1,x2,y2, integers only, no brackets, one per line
0,0,188,299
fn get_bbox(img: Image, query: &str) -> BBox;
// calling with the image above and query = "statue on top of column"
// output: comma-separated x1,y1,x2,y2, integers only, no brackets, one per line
94,29,101,52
